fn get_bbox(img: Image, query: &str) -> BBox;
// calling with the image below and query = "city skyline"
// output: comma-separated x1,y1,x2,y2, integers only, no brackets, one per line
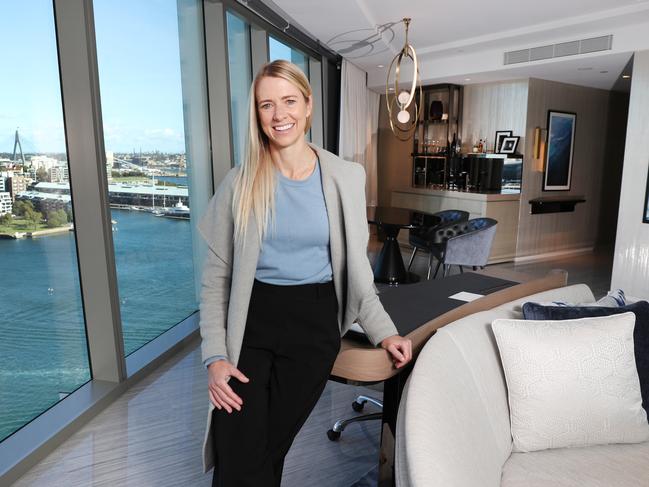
1,0,187,154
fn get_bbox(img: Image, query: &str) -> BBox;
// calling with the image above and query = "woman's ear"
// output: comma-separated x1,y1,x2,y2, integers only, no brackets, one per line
306,95,313,119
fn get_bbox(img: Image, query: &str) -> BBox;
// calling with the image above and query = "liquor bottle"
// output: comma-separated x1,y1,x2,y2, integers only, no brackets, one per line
450,132,457,156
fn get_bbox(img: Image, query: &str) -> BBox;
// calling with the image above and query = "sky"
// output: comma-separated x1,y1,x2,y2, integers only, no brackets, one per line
0,0,187,154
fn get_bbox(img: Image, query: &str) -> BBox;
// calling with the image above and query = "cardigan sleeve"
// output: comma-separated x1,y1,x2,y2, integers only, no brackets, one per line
351,165,400,346
196,168,238,363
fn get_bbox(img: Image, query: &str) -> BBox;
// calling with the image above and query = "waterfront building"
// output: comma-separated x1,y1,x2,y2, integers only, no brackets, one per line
6,174,29,201
48,165,69,183
33,181,189,208
0,192,11,216
0,175,5,192
29,155,59,172
15,190,71,214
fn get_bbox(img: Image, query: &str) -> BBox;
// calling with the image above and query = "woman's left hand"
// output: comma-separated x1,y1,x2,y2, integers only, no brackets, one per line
380,335,413,368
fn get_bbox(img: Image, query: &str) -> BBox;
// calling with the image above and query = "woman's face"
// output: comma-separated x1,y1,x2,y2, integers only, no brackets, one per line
256,75,312,150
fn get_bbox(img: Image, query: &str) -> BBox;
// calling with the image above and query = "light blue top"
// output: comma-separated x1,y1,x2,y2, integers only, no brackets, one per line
255,158,333,285
204,158,333,368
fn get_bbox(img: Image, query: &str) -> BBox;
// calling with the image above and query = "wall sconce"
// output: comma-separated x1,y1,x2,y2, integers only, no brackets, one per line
534,127,547,160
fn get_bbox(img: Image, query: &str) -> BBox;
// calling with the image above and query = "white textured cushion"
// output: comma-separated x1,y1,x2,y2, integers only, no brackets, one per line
492,313,649,452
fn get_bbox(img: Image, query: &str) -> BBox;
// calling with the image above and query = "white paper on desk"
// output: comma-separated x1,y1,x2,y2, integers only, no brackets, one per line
448,291,484,302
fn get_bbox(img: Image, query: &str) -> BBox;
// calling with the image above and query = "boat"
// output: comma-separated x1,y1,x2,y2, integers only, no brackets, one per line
161,198,190,219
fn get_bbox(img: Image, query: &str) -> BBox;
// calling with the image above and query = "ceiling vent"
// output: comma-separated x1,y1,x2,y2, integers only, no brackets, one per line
504,35,613,65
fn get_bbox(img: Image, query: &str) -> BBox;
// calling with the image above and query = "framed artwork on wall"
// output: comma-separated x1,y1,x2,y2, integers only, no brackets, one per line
642,165,649,223
543,110,577,191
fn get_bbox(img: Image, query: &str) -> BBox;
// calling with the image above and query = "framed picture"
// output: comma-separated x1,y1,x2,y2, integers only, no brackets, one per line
642,165,649,223
500,136,520,155
494,130,512,153
544,110,576,191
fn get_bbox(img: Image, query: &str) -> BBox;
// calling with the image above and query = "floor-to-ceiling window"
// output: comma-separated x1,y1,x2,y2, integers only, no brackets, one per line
269,35,310,78
93,0,199,356
0,0,91,442
226,12,252,167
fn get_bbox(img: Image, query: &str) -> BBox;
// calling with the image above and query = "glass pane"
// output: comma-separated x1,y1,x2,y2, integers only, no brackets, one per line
0,0,90,442
269,36,309,78
94,0,199,356
226,12,252,167
268,36,312,141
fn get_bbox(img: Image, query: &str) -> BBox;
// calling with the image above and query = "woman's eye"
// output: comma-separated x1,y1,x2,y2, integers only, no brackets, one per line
286,99,296,105
260,103,272,110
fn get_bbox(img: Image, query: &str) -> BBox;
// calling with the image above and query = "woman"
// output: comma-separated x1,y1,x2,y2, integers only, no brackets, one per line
197,60,412,486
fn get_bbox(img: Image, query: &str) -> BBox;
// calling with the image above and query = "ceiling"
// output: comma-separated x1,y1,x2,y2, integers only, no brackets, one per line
268,0,649,90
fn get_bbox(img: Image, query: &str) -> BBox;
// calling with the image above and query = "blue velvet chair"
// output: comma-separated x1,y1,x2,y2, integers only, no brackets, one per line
428,217,498,278
407,210,470,279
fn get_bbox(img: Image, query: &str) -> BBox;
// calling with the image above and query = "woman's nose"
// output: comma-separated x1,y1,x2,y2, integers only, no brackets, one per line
272,107,287,121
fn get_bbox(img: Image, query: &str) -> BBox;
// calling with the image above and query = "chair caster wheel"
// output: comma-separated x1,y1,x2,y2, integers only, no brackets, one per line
352,400,364,412
327,429,341,441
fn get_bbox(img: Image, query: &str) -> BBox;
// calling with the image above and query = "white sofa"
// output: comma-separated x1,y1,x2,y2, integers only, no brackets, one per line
395,284,649,487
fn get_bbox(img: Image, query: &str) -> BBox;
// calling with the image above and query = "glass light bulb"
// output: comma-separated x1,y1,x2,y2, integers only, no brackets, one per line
397,90,410,105
397,110,410,123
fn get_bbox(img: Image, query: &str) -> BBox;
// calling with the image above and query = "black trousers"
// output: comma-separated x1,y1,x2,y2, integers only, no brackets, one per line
211,279,340,487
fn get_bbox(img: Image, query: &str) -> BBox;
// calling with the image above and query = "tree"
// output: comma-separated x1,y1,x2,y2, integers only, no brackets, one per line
13,200,34,217
0,213,12,225
46,209,68,228
25,209,42,229
36,167,48,182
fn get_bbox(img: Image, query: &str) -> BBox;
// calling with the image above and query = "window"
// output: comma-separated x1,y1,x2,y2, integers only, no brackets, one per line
226,12,252,167
93,0,199,356
269,36,309,78
0,0,90,442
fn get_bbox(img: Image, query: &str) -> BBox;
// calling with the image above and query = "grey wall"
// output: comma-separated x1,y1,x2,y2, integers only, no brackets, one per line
611,50,649,299
516,78,612,258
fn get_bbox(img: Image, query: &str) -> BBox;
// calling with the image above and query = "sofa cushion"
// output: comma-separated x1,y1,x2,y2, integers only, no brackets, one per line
522,300,649,417
531,288,627,307
501,441,649,487
492,313,649,452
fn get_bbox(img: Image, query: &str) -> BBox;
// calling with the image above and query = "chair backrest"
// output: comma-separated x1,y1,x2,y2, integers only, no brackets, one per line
395,284,596,487
443,218,498,266
410,210,470,243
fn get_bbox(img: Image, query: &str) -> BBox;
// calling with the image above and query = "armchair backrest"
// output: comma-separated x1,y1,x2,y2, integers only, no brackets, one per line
444,218,498,267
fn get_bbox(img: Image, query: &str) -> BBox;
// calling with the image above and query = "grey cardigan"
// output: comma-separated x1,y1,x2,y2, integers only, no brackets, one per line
196,144,398,472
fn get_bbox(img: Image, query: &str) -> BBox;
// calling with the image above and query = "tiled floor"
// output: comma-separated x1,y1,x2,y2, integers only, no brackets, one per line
12,243,615,486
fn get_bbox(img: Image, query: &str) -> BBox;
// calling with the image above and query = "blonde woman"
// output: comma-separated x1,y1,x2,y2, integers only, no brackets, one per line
197,60,412,486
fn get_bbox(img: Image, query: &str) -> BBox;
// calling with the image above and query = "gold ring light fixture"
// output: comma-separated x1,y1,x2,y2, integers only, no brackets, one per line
386,18,422,140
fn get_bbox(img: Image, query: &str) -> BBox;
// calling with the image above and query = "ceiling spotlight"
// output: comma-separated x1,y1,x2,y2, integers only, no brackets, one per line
377,64,384,68
622,74,631,79
464,78,471,81
600,70,609,74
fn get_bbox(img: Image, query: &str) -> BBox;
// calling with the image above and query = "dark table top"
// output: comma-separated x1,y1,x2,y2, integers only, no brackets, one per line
366,206,440,229
346,273,516,341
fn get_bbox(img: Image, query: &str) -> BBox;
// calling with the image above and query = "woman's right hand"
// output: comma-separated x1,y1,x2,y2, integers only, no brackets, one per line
207,360,249,413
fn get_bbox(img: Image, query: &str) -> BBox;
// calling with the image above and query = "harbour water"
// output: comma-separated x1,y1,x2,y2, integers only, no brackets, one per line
0,210,197,441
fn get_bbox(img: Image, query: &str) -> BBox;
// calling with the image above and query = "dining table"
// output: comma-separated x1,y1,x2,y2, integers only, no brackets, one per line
367,206,440,285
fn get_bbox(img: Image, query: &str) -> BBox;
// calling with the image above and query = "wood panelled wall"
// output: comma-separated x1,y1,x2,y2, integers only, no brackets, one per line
516,78,612,258
377,95,412,206
461,80,528,153
611,50,649,299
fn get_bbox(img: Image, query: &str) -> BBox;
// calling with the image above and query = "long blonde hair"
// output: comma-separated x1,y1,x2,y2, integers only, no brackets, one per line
233,60,313,244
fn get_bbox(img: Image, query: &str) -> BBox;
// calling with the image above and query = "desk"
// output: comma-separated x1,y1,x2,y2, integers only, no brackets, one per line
367,206,439,285
329,270,568,486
